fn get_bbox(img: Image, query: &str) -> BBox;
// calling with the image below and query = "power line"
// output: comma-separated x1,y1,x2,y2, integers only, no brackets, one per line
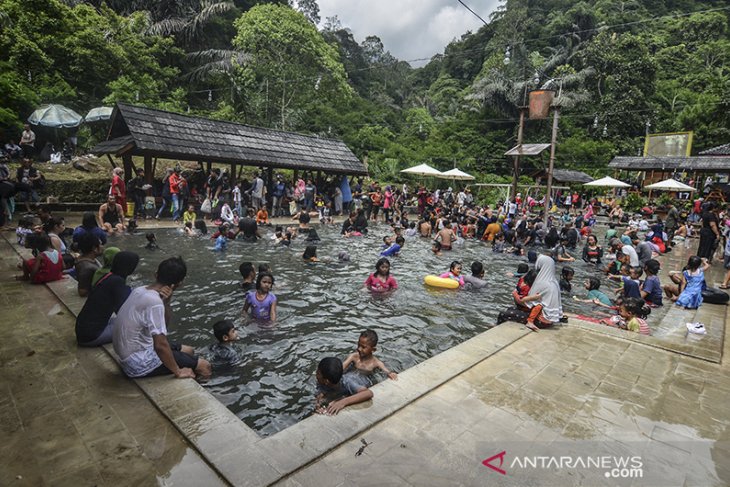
456,0,488,26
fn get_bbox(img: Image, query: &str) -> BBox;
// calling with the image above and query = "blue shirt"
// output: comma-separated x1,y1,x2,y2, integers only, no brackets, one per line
340,176,352,203
214,235,227,251
642,275,663,306
380,243,401,257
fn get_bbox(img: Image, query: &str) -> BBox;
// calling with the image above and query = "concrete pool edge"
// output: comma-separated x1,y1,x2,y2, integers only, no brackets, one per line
32,246,532,485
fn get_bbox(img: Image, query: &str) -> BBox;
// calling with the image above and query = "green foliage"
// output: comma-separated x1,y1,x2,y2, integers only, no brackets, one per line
623,192,647,213
232,4,351,130
0,0,726,178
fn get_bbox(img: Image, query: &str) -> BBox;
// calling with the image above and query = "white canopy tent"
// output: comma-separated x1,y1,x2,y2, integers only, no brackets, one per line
438,168,475,181
583,176,630,188
644,179,695,192
84,106,114,122
400,163,442,176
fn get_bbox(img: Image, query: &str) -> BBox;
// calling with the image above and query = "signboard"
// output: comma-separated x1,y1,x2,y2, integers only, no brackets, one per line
643,131,693,157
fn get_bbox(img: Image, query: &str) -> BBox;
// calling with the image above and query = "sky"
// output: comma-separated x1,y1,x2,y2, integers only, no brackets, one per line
317,0,502,67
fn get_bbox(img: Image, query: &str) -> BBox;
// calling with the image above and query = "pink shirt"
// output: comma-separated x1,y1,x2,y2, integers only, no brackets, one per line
439,271,465,287
365,273,398,291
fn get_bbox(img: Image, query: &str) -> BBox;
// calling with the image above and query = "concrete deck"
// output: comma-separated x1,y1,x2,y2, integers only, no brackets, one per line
2,225,730,486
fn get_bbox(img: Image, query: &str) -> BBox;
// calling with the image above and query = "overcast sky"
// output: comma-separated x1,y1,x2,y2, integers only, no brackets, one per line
317,0,502,67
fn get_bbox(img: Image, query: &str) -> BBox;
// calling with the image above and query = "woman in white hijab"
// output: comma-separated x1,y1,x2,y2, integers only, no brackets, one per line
526,254,563,331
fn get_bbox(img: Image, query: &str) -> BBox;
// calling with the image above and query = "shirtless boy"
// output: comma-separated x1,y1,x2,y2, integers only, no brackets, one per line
434,220,457,251
342,329,397,380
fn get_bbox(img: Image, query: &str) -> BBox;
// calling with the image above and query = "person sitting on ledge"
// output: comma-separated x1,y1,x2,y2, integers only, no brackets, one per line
112,256,211,379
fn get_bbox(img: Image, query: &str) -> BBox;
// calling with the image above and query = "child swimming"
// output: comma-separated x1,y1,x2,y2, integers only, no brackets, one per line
342,329,397,381
145,232,159,250
431,241,442,256
463,261,488,289
440,261,465,287
381,236,404,257
573,276,613,307
315,357,373,416
364,257,398,292
208,319,241,365
303,245,319,262
242,272,277,321
559,266,574,292
239,261,256,292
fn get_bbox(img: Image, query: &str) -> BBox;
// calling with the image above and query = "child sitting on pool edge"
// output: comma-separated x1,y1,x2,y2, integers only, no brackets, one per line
315,357,374,416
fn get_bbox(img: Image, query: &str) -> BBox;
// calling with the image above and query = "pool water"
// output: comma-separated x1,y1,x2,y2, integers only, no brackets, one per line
122,224,607,436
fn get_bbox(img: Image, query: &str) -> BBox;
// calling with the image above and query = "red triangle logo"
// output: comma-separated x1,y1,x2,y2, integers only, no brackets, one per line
482,451,507,475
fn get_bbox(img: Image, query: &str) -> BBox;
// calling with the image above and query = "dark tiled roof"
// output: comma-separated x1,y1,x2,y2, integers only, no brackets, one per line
608,156,730,171
699,143,730,156
550,169,593,183
92,103,367,175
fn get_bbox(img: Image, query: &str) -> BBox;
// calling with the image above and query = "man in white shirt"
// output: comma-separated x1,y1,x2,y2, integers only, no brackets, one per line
20,124,36,158
113,257,211,379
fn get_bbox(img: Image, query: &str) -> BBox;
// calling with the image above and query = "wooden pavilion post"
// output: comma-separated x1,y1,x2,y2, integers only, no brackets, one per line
143,155,153,185
122,155,133,182
206,161,212,174
543,106,560,228
511,107,526,201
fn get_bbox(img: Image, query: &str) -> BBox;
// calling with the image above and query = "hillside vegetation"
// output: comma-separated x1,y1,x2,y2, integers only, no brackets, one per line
1,0,727,183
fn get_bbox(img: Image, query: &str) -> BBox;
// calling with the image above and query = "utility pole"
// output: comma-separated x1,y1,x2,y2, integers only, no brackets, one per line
543,105,560,228
511,107,527,200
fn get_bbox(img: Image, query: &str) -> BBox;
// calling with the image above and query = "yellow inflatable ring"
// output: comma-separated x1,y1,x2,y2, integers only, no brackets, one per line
424,275,460,289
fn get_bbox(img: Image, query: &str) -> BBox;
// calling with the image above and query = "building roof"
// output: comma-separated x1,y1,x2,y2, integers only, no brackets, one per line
91,103,367,175
699,143,730,156
608,156,730,171
549,169,593,183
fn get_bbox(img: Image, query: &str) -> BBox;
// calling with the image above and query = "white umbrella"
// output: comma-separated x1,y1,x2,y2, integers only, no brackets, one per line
84,106,114,122
400,163,442,176
583,176,630,188
439,168,475,181
644,179,695,192
28,104,83,128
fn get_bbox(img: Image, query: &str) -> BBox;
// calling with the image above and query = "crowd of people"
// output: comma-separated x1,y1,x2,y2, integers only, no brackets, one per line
6,161,730,415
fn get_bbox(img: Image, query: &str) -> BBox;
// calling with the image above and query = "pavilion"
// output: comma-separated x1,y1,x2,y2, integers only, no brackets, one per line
91,103,367,184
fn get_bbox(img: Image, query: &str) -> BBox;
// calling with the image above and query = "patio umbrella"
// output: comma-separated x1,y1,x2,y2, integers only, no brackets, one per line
28,104,83,128
439,168,475,181
84,106,114,123
400,163,442,176
583,176,630,188
644,179,695,192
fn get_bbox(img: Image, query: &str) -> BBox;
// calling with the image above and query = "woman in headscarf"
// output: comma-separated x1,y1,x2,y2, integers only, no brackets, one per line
525,254,563,331
75,251,140,346
91,246,121,286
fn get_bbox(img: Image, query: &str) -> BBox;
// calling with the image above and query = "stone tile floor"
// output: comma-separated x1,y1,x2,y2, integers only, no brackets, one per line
280,323,730,486
0,239,225,486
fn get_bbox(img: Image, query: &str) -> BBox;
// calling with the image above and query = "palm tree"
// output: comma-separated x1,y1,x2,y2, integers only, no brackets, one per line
145,0,235,46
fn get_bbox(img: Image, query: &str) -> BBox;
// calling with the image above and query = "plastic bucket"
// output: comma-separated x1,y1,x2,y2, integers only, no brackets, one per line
126,202,135,217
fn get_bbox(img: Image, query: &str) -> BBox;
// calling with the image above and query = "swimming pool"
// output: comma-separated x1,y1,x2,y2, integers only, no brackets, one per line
123,224,606,436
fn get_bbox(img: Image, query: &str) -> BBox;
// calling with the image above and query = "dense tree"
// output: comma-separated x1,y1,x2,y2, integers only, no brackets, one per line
232,4,351,130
